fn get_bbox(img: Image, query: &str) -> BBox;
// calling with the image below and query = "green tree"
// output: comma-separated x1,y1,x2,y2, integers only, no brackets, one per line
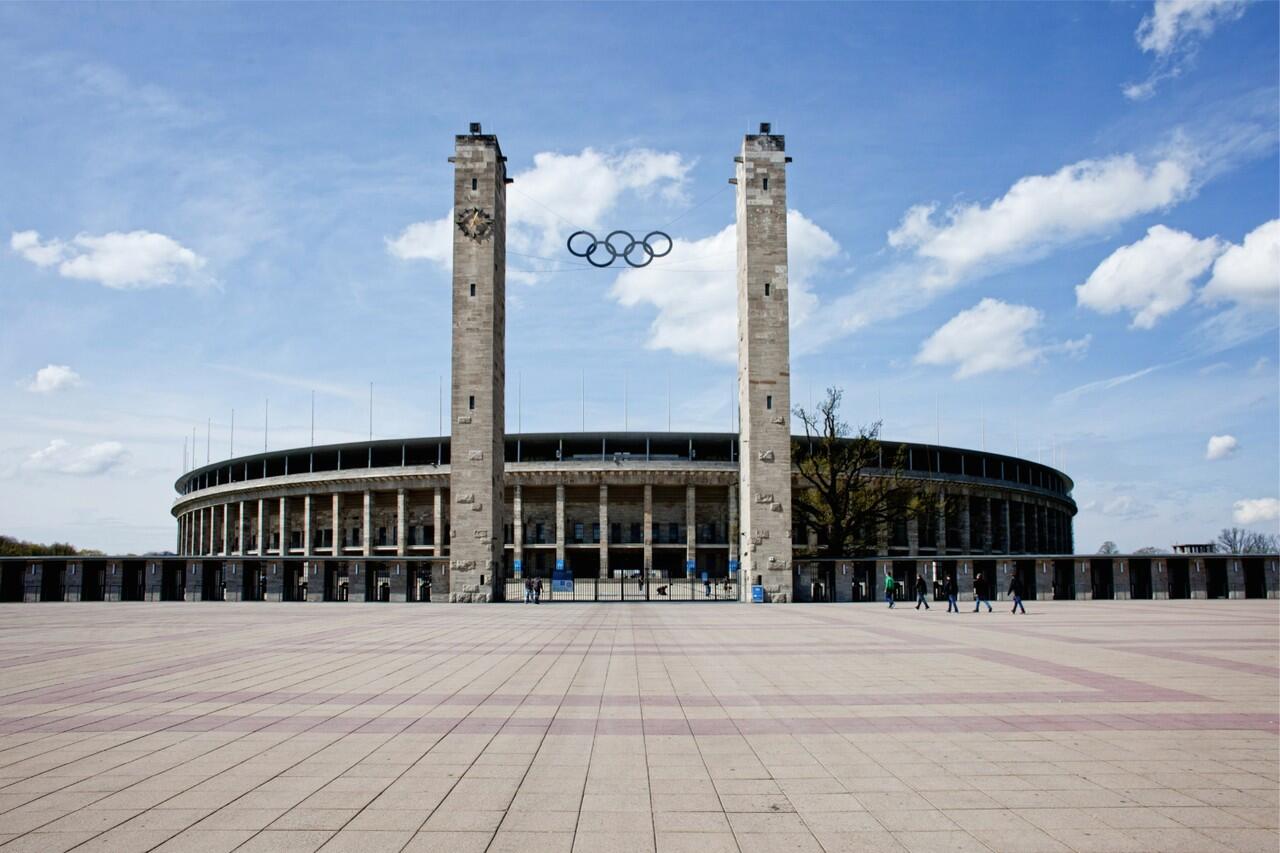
792,387,942,558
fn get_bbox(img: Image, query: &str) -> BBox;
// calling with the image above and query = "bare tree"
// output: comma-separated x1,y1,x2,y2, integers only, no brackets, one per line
1097,541,1119,555
1133,546,1163,555
1217,527,1280,554
792,388,942,558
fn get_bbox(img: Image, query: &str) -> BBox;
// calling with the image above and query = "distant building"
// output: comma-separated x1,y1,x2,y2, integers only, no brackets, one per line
1172,543,1215,554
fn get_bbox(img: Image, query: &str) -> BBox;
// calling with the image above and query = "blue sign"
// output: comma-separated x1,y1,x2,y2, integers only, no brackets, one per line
513,559,522,574
552,558,573,593
728,559,739,576
686,559,696,575
751,585,765,603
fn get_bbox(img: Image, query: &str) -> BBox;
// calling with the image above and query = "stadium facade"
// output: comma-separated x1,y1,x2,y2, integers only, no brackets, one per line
3,125,1276,602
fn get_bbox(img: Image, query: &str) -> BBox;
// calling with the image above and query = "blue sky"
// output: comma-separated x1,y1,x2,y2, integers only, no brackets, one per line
1,1,1276,554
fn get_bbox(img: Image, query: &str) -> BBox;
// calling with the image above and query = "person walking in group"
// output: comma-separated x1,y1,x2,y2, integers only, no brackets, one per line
884,568,896,608
913,574,930,610
1008,571,1026,614
945,574,958,613
524,577,533,604
973,571,992,612
534,577,543,605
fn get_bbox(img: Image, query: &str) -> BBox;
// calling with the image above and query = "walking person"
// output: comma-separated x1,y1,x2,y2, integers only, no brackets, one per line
973,571,992,612
945,574,958,613
534,576,542,605
524,576,533,604
884,568,896,608
914,574,930,610
1008,571,1026,614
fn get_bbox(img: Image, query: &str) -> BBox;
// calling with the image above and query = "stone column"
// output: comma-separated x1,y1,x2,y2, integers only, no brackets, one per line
186,560,203,602
598,484,609,579
1151,557,1169,599
263,561,283,602
1074,558,1092,599
1113,558,1130,600
198,510,206,556
512,484,524,578
220,504,229,555
1036,559,1053,600
448,125,507,603
1226,558,1246,599
362,490,372,557
279,497,289,557
145,560,163,601
433,487,444,557
303,495,313,557
63,561,81,602
727,483,740,578
906,517,919,556
643,484,653,576
685,484,697,578
1189,557,1208,598
735,123,793,602
390,561,408,602
331,493,340,556
955,559,975,600
1001,500,1011,553
554,483,566,577
256,498,266,556
936,496,947,553
958,494,971,553
236,501,245,555
347,561,366,603
396,489,407,557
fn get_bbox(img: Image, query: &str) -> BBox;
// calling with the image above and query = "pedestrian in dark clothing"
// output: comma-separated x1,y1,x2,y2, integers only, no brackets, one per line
524,577,533,604
973,571,992,612
945,575,958,613
534,577,542,604
914,574,930,610
1008,573,1026,614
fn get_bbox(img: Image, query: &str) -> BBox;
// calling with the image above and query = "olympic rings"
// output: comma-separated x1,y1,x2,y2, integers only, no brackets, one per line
566,229,673,268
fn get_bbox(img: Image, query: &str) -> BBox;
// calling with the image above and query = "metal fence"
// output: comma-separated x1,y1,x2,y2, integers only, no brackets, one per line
504,577,739,602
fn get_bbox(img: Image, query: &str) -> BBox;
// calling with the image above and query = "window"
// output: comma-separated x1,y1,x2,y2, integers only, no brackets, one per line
468,395,475,410
612,522,621,543
378,527,387,546
574,522,584,543
471,177,477,191
762,177,769,190
766,395,773,409
669,522,680,543
630,522,641,543
764,281,770,296
469,282,476,297
534,522,544,543
591,522,600,543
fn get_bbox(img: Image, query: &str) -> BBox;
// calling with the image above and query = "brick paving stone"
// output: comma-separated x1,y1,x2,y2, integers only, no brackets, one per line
0,600,1274,852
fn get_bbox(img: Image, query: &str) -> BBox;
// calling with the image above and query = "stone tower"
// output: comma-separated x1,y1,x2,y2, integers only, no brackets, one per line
449,124,507,602
735,123,793,602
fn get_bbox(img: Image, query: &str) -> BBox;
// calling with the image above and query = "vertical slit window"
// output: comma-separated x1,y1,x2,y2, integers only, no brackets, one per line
471,178,477,190
469,282,476,297
762,177,769,190
766,395,773,410
468,395,475,410
764,281,771,296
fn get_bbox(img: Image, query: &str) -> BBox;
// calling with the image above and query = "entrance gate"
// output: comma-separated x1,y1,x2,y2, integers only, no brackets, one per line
503,576,738,602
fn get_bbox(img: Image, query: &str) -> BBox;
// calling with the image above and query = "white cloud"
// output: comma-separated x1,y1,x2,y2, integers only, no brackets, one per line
1076,224,1223,328
385,212,453,264
26,365,81,394
609,210,839,363
1232,497,1280,526
387,147,691,284
1052,363,1167,404
11,230,209,289
24,439,127,476
1126,0,1247,99
1205,434,1239,460
915,298,1088,379
1136,0,1245,56
885,153,1194,292
1201,219,1280,308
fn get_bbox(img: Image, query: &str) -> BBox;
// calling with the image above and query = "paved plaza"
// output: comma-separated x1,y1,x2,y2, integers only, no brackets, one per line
0,602,1275,853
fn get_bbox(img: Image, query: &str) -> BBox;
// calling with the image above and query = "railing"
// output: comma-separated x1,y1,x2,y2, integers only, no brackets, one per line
504,577,739,602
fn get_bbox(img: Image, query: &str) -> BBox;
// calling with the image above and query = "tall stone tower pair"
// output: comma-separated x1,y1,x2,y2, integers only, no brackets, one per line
446,123,792,602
